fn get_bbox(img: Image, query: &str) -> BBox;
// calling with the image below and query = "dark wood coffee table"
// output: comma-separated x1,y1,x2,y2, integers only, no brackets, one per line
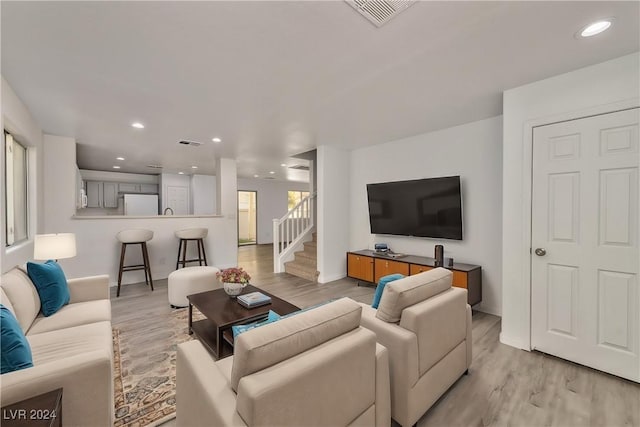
187,285,300,359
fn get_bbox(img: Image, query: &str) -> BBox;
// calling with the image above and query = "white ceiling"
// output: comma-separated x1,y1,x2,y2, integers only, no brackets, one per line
2,1,638,180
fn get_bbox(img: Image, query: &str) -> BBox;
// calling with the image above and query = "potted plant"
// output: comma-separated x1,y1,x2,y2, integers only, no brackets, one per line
216,267,251,298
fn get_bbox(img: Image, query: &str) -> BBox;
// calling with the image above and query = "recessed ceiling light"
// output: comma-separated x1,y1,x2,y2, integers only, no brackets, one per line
178,172,184,175
212,137,222,143
253,174,259,178
280,163,287,167
113,165,121,169
191,166,198,169
579,19,613,37
116,157,125,161
131,122,145,129
269,171,275,174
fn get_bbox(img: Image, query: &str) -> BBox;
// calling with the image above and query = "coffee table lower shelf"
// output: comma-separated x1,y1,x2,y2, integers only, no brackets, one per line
190,318,233,359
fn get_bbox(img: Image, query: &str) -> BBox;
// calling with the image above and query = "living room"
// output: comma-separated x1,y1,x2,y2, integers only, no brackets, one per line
1,1,639,427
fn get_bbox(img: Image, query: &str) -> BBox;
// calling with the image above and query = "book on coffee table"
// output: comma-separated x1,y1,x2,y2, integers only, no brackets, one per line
237,291,272,308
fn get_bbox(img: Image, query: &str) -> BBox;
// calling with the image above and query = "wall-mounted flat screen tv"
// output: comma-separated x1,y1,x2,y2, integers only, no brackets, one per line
367,176,463,240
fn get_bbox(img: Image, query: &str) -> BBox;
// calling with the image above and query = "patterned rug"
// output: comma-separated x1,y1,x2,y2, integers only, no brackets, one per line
112,308,205,427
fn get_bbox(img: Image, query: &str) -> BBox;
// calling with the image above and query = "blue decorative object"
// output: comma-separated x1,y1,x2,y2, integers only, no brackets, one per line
372,274,405,309
1,305,33,374
232,310,281,338
26,260,70,317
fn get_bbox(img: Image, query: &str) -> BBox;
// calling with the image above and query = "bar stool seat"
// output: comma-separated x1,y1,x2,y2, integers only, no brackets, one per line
175,228,208,269
116,229,154,297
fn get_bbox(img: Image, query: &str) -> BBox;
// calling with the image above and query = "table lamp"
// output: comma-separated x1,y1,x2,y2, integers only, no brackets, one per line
33,233,77,261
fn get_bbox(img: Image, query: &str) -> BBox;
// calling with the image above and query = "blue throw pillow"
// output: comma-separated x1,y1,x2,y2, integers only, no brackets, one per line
1,304,33,374
232,310,280,339
372,274,405,309
26,260,71,317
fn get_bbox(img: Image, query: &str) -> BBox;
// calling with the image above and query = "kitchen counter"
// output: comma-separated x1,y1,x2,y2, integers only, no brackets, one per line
72,214,224,219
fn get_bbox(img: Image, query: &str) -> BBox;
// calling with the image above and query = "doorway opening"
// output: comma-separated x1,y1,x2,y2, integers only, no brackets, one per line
238,191,257,246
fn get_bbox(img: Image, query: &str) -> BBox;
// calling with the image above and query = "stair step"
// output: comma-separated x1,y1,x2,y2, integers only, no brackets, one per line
312,232,317,242
303,241,317,253
294,251,317,267
284,261,319,282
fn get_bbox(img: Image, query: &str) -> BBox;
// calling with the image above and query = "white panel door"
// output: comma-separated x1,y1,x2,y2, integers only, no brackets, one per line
531,108,639,382
167,186,189,215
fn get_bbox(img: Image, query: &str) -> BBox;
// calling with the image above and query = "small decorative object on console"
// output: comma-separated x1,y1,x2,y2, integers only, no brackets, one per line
217,267,251,298
237,291,272,308
434,245,444,267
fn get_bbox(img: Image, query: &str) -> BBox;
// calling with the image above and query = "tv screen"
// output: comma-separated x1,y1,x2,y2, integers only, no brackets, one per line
367,176,463,240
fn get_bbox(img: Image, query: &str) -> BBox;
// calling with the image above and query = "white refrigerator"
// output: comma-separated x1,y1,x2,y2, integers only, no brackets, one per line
124,194,159,216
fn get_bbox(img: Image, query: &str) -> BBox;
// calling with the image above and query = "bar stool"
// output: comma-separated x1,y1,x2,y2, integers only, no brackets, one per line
116,229,154,297
175,228,208,269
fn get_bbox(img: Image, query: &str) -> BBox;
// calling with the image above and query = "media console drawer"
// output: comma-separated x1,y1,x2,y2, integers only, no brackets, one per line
347,250,482,306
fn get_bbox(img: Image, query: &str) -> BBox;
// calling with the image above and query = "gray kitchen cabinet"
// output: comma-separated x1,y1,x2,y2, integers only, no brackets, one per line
118,183,140,193
103,182,119,208
140,183,158,194
86,181,103,208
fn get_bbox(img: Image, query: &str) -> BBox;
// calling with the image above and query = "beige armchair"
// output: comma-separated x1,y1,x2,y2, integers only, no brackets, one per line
176,297,391,427
359,268,472,427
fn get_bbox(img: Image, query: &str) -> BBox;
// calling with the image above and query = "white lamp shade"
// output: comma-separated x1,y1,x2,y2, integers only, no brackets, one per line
34,233,77,260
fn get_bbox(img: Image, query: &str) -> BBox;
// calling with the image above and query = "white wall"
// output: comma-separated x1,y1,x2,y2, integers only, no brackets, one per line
317,145,351,283
191,174,216,215
42,136,238,285
80,169,159,184
1,77,44,272
349,116,503,315
238,178,309,244
502,52,640,349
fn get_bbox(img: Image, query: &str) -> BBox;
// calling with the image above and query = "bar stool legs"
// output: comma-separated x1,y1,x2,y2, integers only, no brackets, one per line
175,238,208,269
116,241,154,297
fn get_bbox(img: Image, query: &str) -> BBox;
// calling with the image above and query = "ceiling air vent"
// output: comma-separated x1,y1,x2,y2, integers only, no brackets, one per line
289,165,310,171
146,164,163,169
178,140,202,147
346,0,416,27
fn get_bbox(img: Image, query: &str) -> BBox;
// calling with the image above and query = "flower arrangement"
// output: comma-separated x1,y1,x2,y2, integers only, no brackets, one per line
216,267,251,284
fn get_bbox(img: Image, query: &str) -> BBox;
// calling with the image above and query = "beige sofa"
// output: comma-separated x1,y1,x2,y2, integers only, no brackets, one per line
359,268,472,427
177,297,391,426
0,267,113,427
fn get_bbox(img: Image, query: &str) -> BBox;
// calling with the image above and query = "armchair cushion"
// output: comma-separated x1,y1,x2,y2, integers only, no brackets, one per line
0,305,33,374
376,268,452,323
26,261,70,317
231,297,362,392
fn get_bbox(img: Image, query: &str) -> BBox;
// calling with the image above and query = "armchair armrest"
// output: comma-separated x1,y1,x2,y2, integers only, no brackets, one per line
1,350,113,427
359,303,419,420
176,340,247,427
67,275,109,303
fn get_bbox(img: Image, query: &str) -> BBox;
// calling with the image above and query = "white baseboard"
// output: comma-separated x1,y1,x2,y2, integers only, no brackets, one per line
318,273,347,284
499,332,530,351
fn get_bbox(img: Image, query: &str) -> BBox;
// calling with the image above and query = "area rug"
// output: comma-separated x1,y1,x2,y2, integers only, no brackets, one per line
113,308,205,427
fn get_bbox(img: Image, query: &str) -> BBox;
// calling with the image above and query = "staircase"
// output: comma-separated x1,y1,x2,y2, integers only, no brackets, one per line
284,232,319,282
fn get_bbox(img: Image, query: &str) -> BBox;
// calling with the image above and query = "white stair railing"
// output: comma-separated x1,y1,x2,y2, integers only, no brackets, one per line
273,192,316,273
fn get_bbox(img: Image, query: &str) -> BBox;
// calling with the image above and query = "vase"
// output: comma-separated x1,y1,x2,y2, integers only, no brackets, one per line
223,282,247,298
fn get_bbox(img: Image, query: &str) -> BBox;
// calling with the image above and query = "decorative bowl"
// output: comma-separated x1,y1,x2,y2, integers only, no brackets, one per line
223,282,247,298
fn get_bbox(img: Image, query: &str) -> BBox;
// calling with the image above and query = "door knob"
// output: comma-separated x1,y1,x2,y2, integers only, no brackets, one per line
534,248,546,256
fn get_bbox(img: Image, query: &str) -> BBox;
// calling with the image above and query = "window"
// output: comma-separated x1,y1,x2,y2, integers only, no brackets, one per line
288,191,310,211
288,190,310,218
5,131,28,246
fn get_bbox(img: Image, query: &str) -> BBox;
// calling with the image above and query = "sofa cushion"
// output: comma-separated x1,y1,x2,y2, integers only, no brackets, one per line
1,305,33,374
26,321,112,366
27,300,112,335
0,268,41,333
230,297,361,392
376,267,452,323
0,287,16,318
27,261,71,317
372,274,405,309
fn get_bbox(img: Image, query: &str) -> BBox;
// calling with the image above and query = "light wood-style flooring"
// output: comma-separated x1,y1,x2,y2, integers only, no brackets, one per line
111,244,639,427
